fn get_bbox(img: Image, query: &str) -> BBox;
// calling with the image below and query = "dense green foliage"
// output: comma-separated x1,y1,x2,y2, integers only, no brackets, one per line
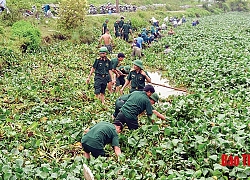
1,11,250,179
11,20,41,52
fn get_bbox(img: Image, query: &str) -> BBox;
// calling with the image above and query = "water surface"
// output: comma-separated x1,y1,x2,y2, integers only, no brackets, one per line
147,71,186,98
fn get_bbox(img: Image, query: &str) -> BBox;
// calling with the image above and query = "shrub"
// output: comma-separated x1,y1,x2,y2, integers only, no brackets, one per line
57,0,88,31
11,20,41,52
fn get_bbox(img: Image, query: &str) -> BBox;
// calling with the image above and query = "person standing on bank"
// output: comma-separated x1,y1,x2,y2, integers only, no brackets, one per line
114,85,155,130
120,60,151,94
102,18,109,35
121,20,132,42
114,19,120,38
113,92,165,121
118,16,125,37
86,47,115,104
81,121,123,159
107,53,126,93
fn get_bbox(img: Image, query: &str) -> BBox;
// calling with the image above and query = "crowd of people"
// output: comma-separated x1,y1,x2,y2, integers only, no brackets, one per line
88,3,137,15
99,15,182,60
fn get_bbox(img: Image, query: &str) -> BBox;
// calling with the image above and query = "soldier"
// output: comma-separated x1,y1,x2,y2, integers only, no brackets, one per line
102,18,109,35
114,85,155,130
86,47,115,104
81,121,123,158
120,60,151,94
113,92,165,121
118,16,125,36
114,19,120,38
121,20,132,42
114,65,130,93
107,53,126,93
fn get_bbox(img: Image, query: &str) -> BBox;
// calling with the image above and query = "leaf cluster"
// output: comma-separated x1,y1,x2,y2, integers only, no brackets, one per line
11,20,41,52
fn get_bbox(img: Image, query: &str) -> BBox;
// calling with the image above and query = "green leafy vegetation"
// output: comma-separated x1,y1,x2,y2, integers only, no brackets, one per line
1,1,250,179
11,20,41,52
0,0,250,180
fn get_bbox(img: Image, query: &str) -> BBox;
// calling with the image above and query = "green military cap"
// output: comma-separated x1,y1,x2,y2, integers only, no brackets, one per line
99,47,108,53
133,60,143,69
150,92,159,103
124,65,131,74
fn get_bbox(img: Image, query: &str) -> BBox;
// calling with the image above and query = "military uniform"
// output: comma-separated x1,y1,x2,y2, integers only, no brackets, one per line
116,66,130,87
102,22,108,35
93,57,112,94
114,21,120,38
106,57,119,85
127,70,150,93
111,57,119,70
114,91,153,130
114,92,158,119
81,121,120,158
121,23,131,42
113,94,130,118
118,19,124,30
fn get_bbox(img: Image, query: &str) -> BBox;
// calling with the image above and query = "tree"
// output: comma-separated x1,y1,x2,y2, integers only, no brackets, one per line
57,0,88,30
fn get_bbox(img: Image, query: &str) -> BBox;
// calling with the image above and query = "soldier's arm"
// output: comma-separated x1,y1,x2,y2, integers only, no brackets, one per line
84,128,90,134
152,110,166,120
120,79,130,94
86,67,95,84
141,70,151,83
121,79,130,90
98,35,103,45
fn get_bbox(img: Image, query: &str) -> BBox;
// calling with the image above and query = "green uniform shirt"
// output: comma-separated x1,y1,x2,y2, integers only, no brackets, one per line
118,20,124,28
127,70,150,90
81,121,119,149
114,22,119,32
111,58,119,70
121,91,153,121
102,22,107,34
122,24,131,34
93,58,112,75
116,94,131,110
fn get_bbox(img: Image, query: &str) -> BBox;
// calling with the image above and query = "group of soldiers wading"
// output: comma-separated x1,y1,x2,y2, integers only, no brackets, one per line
84,36,166,158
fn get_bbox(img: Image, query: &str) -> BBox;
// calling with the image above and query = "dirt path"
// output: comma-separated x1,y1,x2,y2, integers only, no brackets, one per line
166,10,186,13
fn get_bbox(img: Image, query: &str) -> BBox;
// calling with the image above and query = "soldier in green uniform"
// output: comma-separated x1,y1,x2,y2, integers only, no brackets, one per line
81,121,123,159
113,92,165,120
114,85,155,130
102,18,109,35
86,47,115,104
115,65,131,93
121,20,132,42
120,60,151,94
118,16,124,37
114,19,120,38
107,53,126,93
